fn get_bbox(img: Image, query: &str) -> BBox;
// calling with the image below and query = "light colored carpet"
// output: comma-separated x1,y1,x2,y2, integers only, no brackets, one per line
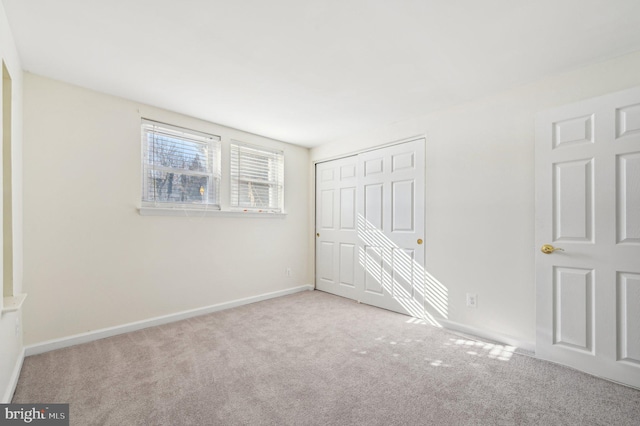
13,290,640,425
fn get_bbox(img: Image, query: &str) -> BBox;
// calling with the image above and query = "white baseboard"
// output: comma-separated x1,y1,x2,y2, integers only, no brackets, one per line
25,285,314,357
2,348,25,403
439,319,536,353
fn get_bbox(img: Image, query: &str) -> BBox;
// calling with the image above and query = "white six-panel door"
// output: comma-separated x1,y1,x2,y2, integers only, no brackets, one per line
535,87,640,389
316,139,426,318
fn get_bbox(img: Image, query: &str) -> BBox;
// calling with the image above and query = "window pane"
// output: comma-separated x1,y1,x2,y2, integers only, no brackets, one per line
239,154,270,182
142,120,220,207
147,134,209,173
237,182,271,208
230,141,284,211
146,171,212,204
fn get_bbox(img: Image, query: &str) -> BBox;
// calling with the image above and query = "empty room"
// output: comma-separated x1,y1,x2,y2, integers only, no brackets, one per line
1,0,640,425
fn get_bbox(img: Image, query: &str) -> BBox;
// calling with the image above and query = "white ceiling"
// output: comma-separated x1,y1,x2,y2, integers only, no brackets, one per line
4,0,640,147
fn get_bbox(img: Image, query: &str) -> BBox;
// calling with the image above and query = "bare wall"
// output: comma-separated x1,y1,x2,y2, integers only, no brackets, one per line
311,51,640,346
23,74,311,345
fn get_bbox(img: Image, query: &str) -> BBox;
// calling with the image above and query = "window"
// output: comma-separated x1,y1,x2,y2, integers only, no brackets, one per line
142,119,221,208
230,142,284,212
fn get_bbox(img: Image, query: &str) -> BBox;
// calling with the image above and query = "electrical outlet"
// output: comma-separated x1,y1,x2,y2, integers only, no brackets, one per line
466,293,478,308
286,268,292,277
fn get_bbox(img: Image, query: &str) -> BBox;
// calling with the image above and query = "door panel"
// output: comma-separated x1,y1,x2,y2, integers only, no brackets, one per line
315,156,359,299
339,243,356,287
552,114,594,149
392,180,414,232
553,159,594,242
392,248,415,299
320,190,334,229
617,152,640,243
364,157,384,175
617,272,640,364
318,242,334,282
340,187,356,230
616,103,640,138
553,267,594,352
364,245,384,295
320,168,334,182
364,184,383,230
392,151,414,171
536,86,640,389
316,139,426,318
341,163,356,179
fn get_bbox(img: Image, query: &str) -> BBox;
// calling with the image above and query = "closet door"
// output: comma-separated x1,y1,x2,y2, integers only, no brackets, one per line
357,140,425,316
315,139,426,318
315,156,359,300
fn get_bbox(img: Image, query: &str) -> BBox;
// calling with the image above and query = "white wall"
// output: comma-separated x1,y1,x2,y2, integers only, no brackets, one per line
0,0,24,403
22,74,311,345
311,51,640,346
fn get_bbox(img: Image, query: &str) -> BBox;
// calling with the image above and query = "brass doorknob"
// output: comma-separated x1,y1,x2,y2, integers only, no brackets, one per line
316,233,320,237
417,239,423,245
541,244,564,254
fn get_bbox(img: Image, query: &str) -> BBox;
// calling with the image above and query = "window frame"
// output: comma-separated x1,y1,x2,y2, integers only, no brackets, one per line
230,141,285,213
141,119,221,210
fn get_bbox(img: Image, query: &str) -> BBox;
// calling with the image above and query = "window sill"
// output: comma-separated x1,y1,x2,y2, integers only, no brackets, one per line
2,293,27,314
139,207,287,218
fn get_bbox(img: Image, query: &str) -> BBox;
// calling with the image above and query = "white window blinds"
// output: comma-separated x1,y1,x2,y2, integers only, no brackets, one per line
141,119,221,208
230,142,284,212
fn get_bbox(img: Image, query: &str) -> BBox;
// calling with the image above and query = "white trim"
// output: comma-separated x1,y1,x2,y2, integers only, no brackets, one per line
1,294,27,314
313,134,427,165
2,348,25,403
141,118,222,141
439,318,536,353
139,207,287,218
25,285,313,356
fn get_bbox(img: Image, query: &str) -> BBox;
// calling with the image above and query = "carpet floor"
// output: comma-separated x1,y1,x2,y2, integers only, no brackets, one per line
12,290,640,425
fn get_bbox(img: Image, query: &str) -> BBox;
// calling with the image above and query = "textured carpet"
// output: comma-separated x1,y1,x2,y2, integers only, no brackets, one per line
12,290,640,425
